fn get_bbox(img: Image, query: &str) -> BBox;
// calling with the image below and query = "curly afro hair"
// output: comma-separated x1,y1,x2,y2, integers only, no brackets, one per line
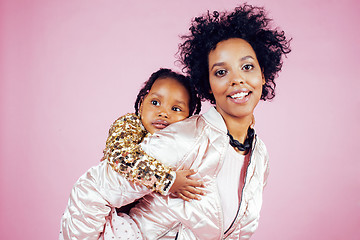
178,4,291,103
134,68,201,116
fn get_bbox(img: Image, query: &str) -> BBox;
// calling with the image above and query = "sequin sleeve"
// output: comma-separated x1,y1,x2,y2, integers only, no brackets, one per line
102,113,175,195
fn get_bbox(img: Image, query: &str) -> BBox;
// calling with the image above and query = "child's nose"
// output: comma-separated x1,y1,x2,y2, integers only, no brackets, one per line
158,108,169,118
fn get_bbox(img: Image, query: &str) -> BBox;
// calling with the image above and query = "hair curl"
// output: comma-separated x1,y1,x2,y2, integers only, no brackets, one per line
134,68,201,116
178,4,291,103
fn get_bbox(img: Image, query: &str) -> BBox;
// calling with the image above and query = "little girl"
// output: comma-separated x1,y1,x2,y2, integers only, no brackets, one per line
101,68,204,200
60,68,204,239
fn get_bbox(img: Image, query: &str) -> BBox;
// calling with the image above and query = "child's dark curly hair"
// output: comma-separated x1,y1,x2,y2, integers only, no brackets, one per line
178,4,291,103
134,68,201,116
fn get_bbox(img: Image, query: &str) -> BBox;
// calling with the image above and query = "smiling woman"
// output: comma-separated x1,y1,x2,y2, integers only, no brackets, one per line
208,38,265,141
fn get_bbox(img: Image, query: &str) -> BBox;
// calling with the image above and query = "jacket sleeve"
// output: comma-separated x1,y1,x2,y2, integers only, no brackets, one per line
102,113,176,195
140,116,202,170
60,161,151,240
263,151,270,188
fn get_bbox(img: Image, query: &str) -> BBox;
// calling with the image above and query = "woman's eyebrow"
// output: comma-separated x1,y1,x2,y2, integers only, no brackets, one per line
210,62,225,70
210,56,255,70
241,55,255,61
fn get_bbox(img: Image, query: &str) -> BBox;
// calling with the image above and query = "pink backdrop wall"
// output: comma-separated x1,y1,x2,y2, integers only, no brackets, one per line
1,0,359,239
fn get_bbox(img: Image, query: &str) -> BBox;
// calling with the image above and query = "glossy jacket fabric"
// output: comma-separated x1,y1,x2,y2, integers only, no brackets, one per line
130,107,269,239
60,107,269,239
60,160,151,239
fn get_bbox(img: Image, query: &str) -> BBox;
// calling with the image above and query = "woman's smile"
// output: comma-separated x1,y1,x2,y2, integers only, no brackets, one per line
228,89,251,104
208,38,265,121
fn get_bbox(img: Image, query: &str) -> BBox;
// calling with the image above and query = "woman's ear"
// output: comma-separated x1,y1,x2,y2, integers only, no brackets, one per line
250,114,255,128
262,72,266,85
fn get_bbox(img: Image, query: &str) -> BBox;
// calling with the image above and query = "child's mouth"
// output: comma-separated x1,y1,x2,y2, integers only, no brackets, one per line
152,119,170,129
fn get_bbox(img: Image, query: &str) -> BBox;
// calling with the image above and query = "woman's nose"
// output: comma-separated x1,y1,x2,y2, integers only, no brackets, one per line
230,71,245,85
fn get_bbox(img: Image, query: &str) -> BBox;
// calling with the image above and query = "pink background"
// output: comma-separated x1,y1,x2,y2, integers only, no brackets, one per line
1,0,359,239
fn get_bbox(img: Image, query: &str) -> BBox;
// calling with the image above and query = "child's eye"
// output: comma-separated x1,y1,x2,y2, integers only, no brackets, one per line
151,100,160,106
242,64,254,71
215,69,227,77
172,106,182,112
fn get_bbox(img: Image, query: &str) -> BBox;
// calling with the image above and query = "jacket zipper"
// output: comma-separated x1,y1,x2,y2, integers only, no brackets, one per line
156,222,181,239
223,135,257,238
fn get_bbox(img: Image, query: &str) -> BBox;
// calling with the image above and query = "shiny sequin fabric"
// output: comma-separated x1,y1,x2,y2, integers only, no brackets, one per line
102,113,175,195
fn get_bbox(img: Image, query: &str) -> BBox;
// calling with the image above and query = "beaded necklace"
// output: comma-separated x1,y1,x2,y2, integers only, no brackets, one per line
227,128,255,152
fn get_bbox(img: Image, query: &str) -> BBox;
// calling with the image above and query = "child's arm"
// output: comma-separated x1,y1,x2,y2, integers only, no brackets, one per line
103,114,204,200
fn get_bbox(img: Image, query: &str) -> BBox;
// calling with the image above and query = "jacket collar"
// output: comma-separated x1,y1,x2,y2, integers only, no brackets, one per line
202,107,228,134
203,106,258,141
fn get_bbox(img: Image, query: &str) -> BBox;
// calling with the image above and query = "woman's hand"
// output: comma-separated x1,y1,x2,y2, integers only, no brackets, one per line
169,169,206,201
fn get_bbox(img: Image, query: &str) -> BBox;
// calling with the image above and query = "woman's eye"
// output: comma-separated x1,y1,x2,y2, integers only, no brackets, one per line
242,64,254,71
151,100,160,106
215,69,227,77
172,106,181,112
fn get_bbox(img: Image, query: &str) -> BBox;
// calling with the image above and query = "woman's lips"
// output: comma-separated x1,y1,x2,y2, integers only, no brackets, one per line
228,90,251,104
152,119,170,129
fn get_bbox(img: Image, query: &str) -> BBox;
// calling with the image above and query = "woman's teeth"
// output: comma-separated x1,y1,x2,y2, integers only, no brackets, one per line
230,92,249,99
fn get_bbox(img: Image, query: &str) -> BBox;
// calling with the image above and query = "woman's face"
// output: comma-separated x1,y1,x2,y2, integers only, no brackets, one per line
208,38,265,122
140,77,190,134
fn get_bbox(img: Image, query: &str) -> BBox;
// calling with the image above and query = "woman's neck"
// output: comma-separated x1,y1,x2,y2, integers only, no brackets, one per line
222,114,253,143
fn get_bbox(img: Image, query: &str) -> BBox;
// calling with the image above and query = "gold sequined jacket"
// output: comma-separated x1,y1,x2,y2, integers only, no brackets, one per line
102,113,175,195
60,107,269,239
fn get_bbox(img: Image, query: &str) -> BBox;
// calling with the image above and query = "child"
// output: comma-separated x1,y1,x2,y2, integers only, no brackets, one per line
101,68,204,200
63,4,291,239
60,68,204,239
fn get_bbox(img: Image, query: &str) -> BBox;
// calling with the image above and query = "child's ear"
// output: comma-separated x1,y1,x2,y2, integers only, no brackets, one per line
138,100,143,117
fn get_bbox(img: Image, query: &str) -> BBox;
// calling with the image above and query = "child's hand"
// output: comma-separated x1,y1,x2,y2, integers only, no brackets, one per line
169,169,206,202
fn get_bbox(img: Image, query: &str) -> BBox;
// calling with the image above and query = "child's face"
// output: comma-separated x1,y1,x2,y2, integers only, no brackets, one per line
208,38,265,122
140,77,190,134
